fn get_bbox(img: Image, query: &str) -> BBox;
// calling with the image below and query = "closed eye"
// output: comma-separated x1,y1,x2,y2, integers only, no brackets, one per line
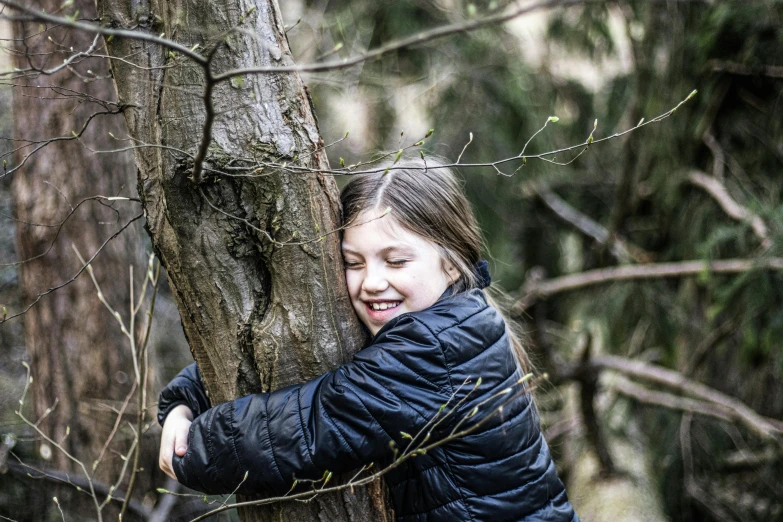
387,259,409,267
344,261,363,269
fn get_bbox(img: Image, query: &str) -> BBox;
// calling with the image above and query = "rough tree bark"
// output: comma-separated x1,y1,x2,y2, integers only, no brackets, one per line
98,0,392,520
11,0,148,513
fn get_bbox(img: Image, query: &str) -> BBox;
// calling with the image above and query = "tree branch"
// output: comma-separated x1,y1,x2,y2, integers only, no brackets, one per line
4,459,151,520
0,0,206,63
687,169,771,249
211,0,594,80
0,213,144,324
592,355,783,443
711,60,783,79
611,375,734,424
514,257,783,314
533,184,651,263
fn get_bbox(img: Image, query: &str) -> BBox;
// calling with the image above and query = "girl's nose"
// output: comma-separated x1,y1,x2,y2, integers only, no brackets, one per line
362,266,389,293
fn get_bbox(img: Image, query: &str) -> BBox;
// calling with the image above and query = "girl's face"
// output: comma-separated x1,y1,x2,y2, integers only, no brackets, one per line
342,209,459,335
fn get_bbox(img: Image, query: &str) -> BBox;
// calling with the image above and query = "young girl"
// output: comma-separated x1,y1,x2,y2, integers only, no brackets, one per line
158,160,579,521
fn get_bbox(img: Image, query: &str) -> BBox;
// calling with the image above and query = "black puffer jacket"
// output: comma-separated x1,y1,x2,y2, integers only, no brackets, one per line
158,289,578,522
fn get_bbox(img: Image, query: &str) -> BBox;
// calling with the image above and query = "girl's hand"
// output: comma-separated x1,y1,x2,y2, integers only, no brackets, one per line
159,404,194,480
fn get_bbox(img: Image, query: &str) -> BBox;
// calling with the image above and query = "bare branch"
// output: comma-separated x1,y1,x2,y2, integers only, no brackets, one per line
593,355,783,443
711,60,783,79
514,257,783,314
532,184,650,263
611,375,734,424
0,196,140,267
0,213,144,324
0,0,206,64
0,108,126,180
222,90,698,179
5,458,151,519
211,0,594,81
687,169,771,249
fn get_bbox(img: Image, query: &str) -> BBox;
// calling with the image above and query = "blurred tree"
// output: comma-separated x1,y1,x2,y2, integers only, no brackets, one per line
7,0,153,518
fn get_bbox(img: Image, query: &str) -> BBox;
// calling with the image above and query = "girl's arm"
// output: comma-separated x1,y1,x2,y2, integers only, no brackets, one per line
171,315,452,496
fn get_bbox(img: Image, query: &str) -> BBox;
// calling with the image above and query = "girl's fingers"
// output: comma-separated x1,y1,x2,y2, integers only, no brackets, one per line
175,420,191,456
159,406,194,481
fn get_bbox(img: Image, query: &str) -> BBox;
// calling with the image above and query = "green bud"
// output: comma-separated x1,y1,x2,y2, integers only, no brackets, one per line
339,157,345,167
393,149,403,164
425,129,434,138
547,116,559,123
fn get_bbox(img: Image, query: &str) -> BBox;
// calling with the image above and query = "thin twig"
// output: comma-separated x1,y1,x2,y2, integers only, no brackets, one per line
1,213,143,324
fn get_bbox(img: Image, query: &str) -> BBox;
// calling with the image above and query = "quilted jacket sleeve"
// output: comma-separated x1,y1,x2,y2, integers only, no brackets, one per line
172,315,453,496
157,363,212,426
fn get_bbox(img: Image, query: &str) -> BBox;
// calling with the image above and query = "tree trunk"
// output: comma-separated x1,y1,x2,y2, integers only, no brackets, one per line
11,0,149,516
99,0,393,520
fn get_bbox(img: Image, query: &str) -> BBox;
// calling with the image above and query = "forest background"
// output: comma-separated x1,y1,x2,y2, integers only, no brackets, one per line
0,0,782,521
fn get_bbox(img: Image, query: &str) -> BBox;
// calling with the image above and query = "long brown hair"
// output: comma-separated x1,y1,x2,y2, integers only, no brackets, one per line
340,158,531,374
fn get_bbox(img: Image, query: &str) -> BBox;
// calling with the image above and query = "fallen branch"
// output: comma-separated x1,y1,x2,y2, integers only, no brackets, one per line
514,257,783,314
687,170,771,249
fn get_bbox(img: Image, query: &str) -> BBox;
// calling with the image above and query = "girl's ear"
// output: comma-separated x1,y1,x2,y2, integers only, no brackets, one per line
443,259,460,281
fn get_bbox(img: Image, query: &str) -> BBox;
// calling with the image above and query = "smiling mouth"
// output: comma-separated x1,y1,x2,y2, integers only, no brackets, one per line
367,301,401,312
